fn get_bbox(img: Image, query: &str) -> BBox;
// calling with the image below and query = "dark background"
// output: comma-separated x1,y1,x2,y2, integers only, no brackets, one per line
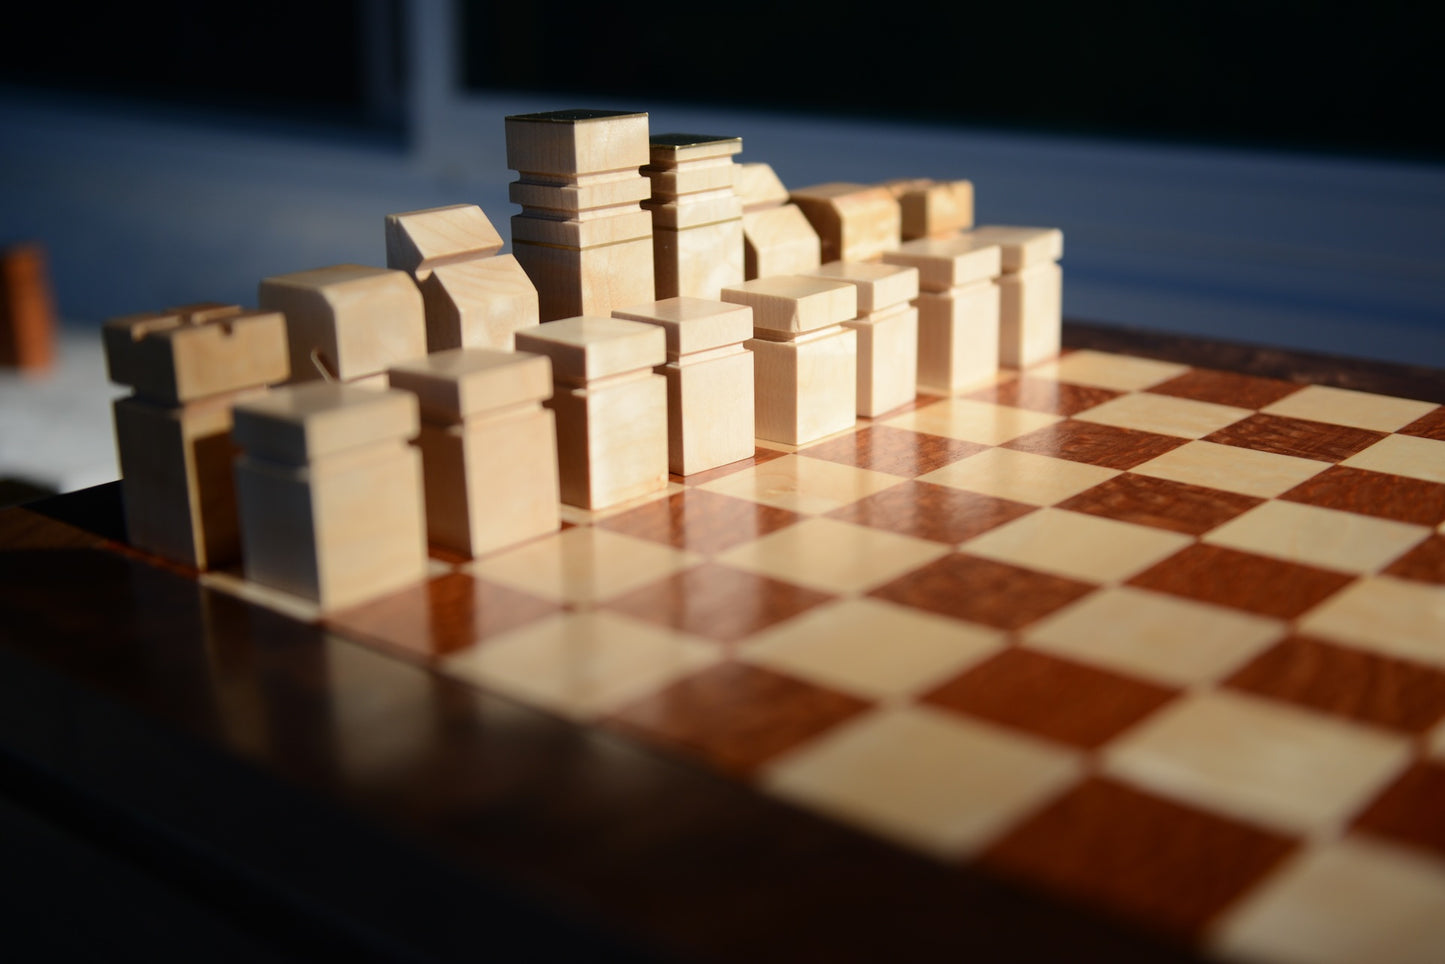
1,1,1438,160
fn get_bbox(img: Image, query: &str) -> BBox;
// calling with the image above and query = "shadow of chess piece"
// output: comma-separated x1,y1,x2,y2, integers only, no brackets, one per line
0,242,57,373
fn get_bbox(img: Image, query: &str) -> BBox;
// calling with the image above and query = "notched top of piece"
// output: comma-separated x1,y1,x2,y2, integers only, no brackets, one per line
612,297,754,357
514,316,666,383
804,261,919,313
504,110,651,176
232,382,418,466
648,133,743,164
787,182,901,262
720,276,857,335
385,204,504,279
883,235,1002,291
104,308,289,403
966,225,1064,270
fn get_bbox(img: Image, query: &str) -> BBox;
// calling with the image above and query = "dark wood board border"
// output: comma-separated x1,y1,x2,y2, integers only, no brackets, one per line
1065,319,1445,404
11,317,1428,962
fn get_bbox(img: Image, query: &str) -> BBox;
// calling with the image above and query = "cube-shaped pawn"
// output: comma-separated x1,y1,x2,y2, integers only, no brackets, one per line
887,179,975,240
805,262,920,417
259,265,426,384
103,308,289,403
389,349,559,557
113,386,265,570
232,384,427,610
884,236,1003,394
721,276,858,445
613,298,754,475
418,254,539,352
515,317,668,510
789,183,901,263
966,226,1064,368
384,204,504,280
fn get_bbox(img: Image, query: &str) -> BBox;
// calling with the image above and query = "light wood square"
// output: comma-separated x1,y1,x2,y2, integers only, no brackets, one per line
698,453,902,514
467,526,698,604
1298,576,1445,669
881,398,1061,445
763,706,1081,857
962,508,1192,582
1342,434,1445,485
1261,384,1436,432
717,517,949,594
920,448,1120,506
1103,690,1410,835
442,611,717,720
1204,500,1429,574
1074,392,1251,439
740,598,1004,700
1031,350,1188,391
1132,440,1330,498
1025,586,1286,686
1211,837,1445,964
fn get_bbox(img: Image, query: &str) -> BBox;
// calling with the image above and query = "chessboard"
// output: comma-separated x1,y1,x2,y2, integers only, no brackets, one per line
2,326,1444,962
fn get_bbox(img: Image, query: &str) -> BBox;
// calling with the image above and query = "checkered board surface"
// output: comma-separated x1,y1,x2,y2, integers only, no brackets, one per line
203,348,1445,962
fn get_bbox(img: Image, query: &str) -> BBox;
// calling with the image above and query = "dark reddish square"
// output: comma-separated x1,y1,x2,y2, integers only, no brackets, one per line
1058,473,1262,536
679,446,787,486
982,777,1297,937
325,572,560,661
603,562,833,643
596,489,801,555
799,425,984,477
1147,369,1302,410
1225,634,1445,733
605,663,870,776
923,649,1176,749
1384,534,1445,585
1003,420,1186,470
1354,762,1445,859
869,553,1095,631
827,481,1035,545
1128,544,1354,620
1280,465,1445,527
1400,406,1445,442
967,377,1121,416
1205,413,1385,463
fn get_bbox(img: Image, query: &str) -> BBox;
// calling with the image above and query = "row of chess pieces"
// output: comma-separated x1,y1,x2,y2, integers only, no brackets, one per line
103,108,1063,612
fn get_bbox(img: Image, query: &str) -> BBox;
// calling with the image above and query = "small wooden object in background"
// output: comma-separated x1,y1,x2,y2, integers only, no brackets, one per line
505,110,656,320
0,243,57,373
613,298,754,475
788,183,901,264
259,265,427,384
736,163,821,280
385,204,539,352
643,134,744,299
104,305,289,569
881,179,975,240
232,383,428,609
388,349,560,557
804,262,920,417
966,226,1064,368
721,276,858,445
883,236,1002,394
515,317,668,510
